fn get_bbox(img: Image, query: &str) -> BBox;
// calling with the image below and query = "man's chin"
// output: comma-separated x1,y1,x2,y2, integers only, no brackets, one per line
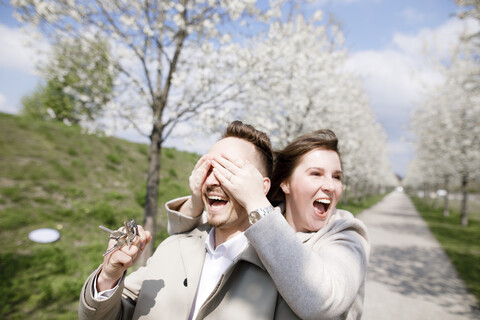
207,217,226,228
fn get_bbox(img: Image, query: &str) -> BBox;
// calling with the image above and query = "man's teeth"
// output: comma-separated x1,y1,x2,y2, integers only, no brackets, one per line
315,199,331,204
208,196,227,201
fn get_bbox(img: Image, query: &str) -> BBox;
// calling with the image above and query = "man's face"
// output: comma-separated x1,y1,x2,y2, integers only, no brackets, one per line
202,137,261,230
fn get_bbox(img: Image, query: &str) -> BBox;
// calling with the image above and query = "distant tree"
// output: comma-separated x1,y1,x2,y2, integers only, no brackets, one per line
21,37,115,126
409,42,480,226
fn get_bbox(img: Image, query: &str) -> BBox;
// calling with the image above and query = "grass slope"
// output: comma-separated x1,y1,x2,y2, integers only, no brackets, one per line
0,113,199,319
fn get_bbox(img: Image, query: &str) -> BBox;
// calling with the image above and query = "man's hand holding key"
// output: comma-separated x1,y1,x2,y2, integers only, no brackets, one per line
97,219,152,292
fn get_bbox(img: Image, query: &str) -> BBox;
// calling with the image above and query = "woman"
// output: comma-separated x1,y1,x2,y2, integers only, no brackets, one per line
166,129,369,320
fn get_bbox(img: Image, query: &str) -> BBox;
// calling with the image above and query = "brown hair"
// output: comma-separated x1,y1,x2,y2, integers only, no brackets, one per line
222,120,273,178
267,129,341,204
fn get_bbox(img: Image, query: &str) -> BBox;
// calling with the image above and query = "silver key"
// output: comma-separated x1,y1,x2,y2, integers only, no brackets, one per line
100,219,138,257
99,225,126,240
102,237,127,256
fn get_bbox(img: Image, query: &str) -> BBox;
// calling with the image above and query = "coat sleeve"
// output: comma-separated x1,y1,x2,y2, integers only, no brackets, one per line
244,209,370,320
165,196,207,235
78,265,136,320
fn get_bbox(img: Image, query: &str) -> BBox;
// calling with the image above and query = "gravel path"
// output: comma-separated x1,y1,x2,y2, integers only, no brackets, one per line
357,191,480,320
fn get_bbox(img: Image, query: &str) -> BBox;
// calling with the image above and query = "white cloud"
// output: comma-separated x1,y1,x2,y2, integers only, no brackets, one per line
0,24,49,74
392,17,480,59
344,17,479,175
346,17,478,114
0,92,18,114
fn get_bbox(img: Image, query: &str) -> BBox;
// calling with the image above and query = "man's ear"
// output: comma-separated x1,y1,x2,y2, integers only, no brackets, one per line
280,181,290,194
263,177,271,195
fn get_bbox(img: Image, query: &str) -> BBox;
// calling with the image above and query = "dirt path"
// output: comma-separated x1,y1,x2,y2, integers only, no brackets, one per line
357,191,480,320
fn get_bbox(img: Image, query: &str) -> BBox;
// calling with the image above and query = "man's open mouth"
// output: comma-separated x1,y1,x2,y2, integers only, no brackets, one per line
208,195,228,208
313,198,331,218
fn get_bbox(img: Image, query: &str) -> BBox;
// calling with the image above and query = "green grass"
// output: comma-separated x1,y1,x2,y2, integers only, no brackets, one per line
0,113,198,319
411,196,480,303
0,112,389,319
337,193,386,215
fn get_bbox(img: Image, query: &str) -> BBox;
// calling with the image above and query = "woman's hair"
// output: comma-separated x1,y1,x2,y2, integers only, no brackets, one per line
222,120,273,178
267,129,341,204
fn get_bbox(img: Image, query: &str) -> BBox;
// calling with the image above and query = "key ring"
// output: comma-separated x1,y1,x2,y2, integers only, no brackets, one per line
99,219,138,256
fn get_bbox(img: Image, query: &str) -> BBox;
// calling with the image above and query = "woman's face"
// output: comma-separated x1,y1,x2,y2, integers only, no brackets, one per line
282,149,343,232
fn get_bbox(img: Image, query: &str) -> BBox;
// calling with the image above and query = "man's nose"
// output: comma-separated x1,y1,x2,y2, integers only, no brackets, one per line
205,170,220,186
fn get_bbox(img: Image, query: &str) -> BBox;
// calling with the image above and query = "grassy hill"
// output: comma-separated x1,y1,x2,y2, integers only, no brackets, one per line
0,113,199,319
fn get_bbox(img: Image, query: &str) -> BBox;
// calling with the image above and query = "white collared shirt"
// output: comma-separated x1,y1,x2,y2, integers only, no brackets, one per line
189,228,248,320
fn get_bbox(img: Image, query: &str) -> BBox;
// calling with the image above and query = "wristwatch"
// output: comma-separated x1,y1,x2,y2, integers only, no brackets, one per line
248,205,274,225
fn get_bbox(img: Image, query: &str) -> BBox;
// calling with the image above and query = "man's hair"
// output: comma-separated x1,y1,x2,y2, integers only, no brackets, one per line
222,120,273,178
268,129,341,204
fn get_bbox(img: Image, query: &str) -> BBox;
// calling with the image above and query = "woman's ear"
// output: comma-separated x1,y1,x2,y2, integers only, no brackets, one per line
280,181,290,194
263,177,271,195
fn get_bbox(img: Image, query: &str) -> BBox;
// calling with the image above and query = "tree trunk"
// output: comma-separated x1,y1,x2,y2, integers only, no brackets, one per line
136,124,162,267
342,185,348,206
460,173,469,227
443,175,450,217
433,184,439,209
353,184,359,204
362,184,368,202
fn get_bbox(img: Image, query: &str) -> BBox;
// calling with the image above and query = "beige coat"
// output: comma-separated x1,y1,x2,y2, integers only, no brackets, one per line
78,224,300,320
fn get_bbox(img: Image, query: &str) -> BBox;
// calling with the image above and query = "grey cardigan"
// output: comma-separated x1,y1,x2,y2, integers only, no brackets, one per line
166,197,370,320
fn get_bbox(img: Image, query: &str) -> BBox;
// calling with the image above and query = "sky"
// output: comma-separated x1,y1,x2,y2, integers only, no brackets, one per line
0,0,476,177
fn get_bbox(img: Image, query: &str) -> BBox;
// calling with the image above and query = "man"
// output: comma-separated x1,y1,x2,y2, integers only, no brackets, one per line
78,121,297,319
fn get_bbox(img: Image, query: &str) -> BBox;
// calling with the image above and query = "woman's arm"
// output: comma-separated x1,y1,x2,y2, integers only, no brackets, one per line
245,210,369,320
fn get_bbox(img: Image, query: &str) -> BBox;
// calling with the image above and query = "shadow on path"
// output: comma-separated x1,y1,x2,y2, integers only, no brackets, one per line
369,245,467,298
360,191,480,319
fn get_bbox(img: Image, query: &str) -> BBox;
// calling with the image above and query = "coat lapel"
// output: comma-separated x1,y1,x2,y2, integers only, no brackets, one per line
178,226,209,301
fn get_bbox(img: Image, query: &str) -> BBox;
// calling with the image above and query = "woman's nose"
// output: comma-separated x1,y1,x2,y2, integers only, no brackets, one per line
321,176,334,192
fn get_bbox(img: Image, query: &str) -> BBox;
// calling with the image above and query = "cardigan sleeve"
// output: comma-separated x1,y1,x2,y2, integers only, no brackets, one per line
244,209,370,320
165,196,207,235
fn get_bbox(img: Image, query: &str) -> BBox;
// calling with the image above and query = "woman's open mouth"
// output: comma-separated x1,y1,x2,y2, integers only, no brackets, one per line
313,198,331,218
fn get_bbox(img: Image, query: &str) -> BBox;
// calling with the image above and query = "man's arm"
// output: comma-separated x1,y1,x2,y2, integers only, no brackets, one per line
78,225,151,319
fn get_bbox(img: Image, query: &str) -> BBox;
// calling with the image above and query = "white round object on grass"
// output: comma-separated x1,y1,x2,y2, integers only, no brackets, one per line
28,228,61,243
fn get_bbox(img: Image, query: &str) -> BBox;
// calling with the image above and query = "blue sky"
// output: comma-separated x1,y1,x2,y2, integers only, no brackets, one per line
0,0,475,177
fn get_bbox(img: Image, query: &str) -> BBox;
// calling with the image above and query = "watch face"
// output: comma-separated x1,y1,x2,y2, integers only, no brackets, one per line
249,211,261,224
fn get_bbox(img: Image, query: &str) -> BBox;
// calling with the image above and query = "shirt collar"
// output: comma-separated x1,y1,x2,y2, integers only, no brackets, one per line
205,228,248,261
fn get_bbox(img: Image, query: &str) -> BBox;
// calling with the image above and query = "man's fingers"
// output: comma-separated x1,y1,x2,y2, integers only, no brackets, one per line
193,154,208,170
220,153,246,168
211,161,234,182
213,155,241,176
134,226,151,251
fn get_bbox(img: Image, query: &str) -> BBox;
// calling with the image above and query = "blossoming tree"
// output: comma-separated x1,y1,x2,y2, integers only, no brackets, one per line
408,42,480,226
11,0,300,263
